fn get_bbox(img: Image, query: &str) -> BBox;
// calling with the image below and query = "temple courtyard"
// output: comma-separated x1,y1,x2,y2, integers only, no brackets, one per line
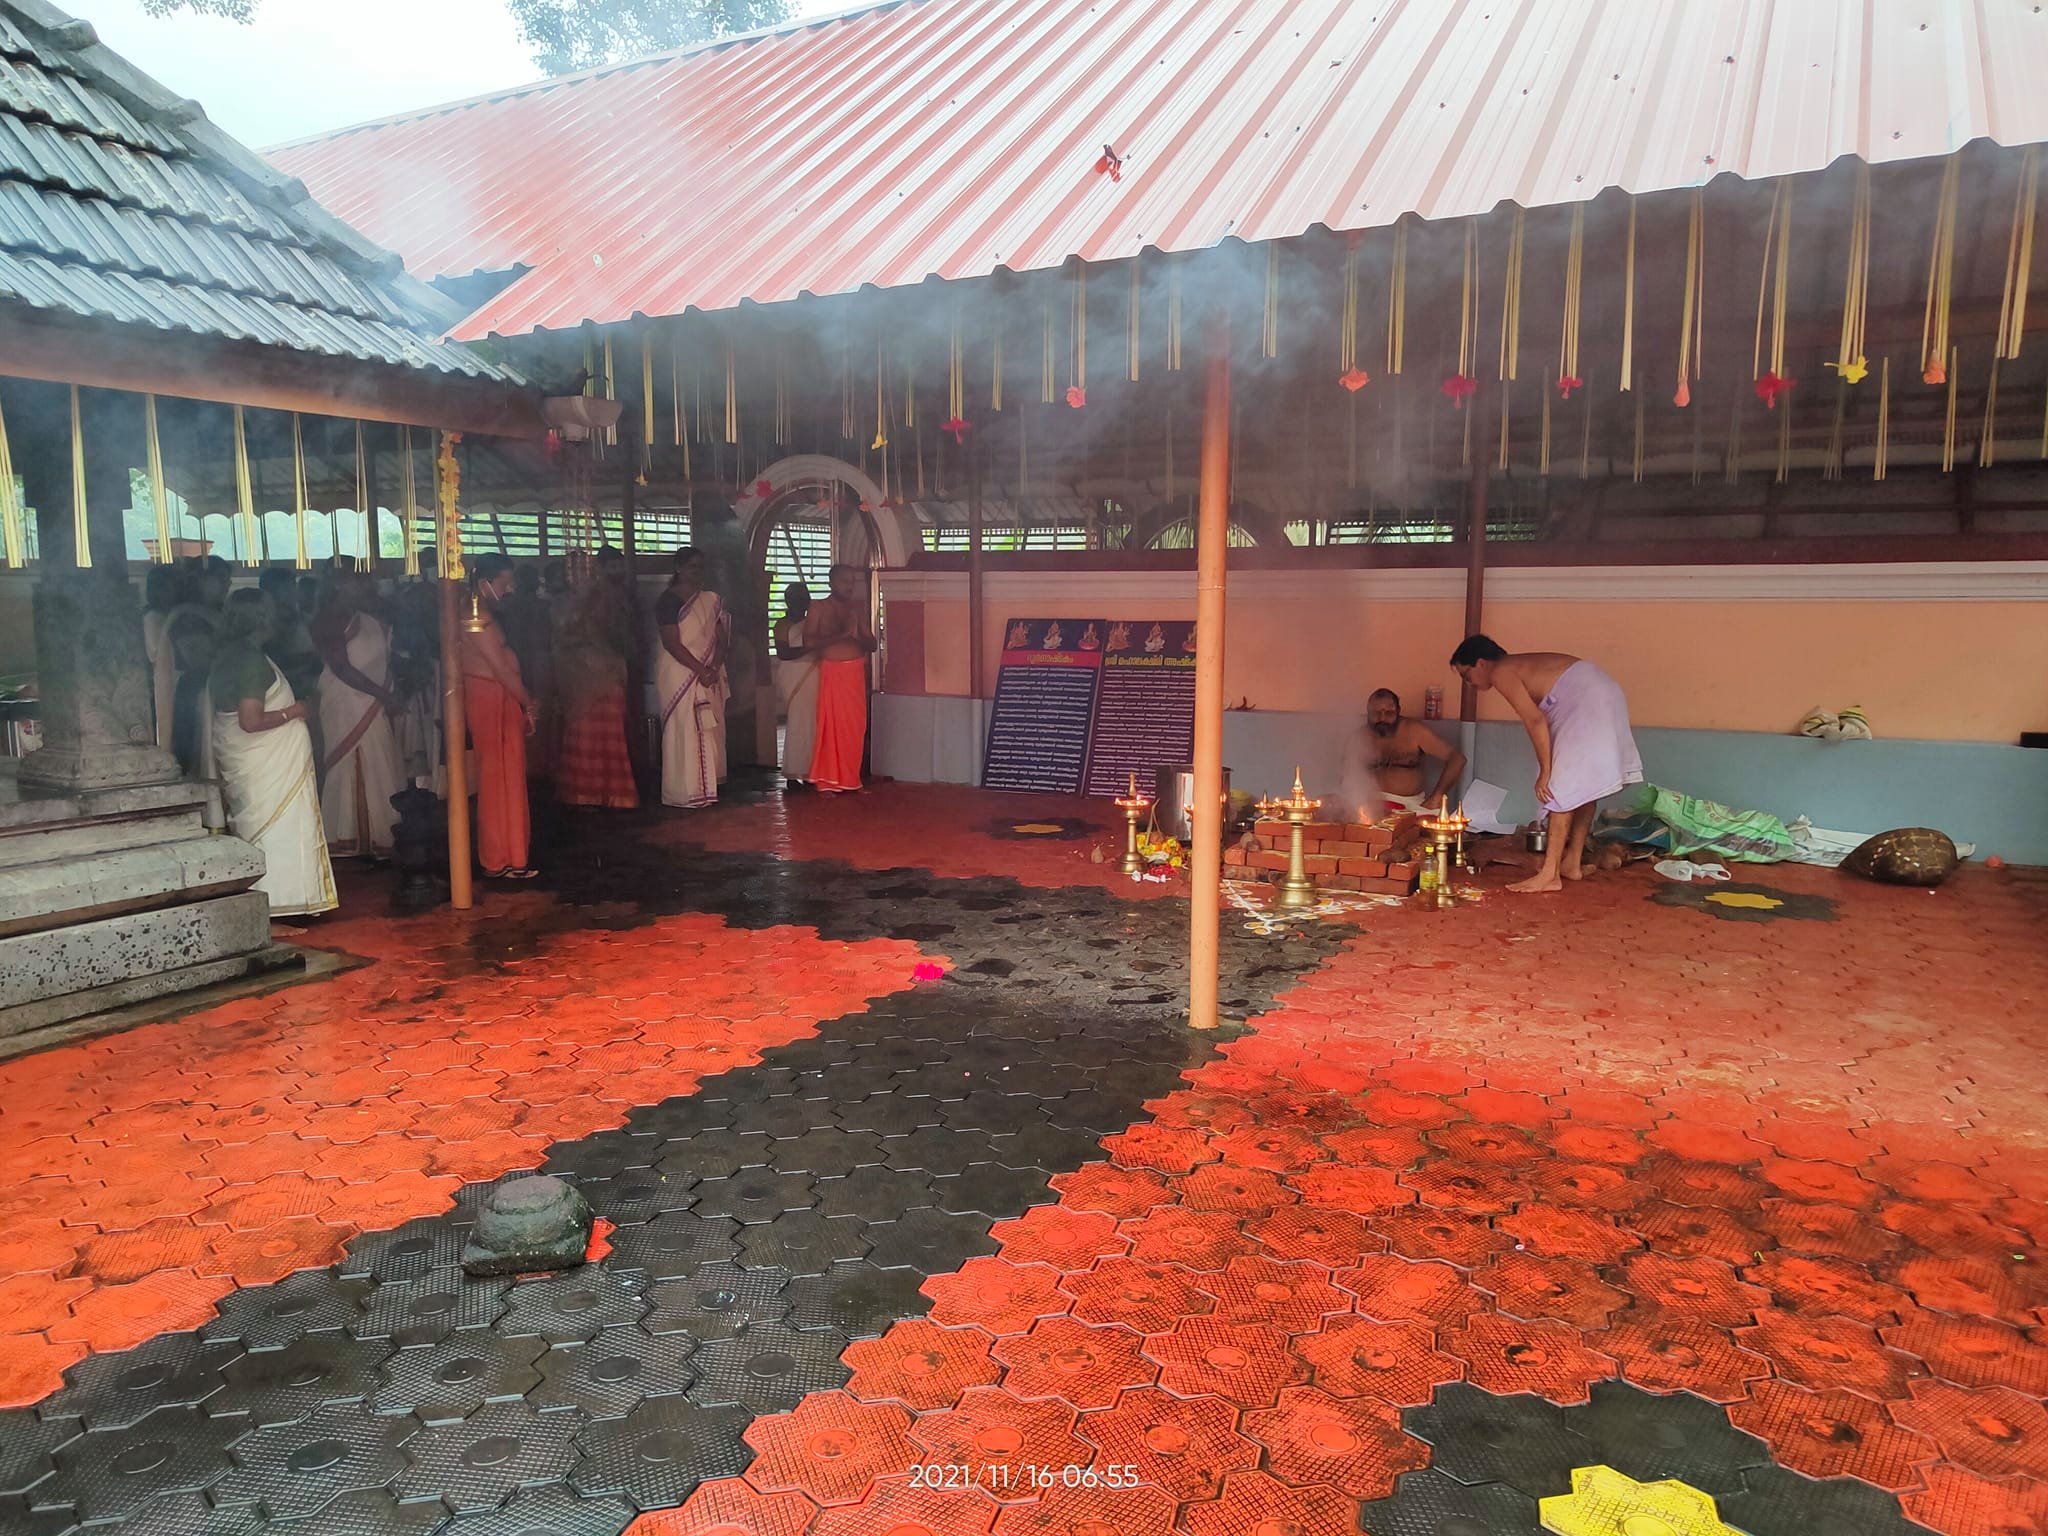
0,784,2043,1536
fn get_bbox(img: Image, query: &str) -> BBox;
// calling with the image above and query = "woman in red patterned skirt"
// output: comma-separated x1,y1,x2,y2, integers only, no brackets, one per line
551,552,640,809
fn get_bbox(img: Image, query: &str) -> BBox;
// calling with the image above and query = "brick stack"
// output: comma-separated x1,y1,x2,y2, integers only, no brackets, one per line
1222,812,1425,897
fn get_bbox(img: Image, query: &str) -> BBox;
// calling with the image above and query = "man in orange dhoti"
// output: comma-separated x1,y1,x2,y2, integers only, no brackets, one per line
803,564,876,794
461,555,537,878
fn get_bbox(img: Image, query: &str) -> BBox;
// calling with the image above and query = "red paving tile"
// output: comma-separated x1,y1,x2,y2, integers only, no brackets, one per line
990,1317,1155,1410
742,1391,915,1506
635,1476,816,1535
921,1258,1072,1336
1243,1384,1431,1498
1076,1385,1259,1501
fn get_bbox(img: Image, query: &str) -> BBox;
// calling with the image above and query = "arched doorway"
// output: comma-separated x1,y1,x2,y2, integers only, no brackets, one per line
733,456,895,766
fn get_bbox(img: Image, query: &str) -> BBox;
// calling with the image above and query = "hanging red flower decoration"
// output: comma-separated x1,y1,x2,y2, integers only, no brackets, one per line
1555,375,1583,399
1094,144,1124,183
1754,371,1794,409
1674,378,1691,409
1922,361,1947,386
1441,373,1477,403
941,416,971,443
1066,385,1087,409
1339,367,1369,392
752,479,773,499
857,500,874,513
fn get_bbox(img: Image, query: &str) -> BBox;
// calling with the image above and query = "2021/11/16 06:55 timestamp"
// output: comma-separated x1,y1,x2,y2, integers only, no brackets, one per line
909,1463,1142,1493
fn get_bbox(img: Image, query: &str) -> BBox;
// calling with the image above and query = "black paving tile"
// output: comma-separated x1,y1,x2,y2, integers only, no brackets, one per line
531,1326,697,1419
30,1404,238,1523
687,1322,850,1414
211,1400,412,1519
393,1398,584,1515
497,1267,651,1346
643,1260,791,1342
567,1398,752,1508
369,1333,549,1424
210,1333,393,1429
38,1332,239,1430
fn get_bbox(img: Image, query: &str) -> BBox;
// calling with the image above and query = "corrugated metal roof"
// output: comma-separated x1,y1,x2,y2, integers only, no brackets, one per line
269,0,2048,342
0,0,520,382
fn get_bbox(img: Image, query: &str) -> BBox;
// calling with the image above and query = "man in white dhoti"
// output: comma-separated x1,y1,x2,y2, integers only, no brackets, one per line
313,571,405,857
1451,634,1643,894
209,590,336,919
773,582,820,789
655,547,731,809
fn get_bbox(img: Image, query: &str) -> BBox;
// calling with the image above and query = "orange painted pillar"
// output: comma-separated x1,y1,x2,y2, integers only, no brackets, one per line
1188,313,1232,1030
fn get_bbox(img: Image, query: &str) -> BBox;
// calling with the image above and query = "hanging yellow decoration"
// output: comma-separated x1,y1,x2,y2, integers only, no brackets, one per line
1539,380,1552,476
1127,255,1142,382
602,333,618,448
1942,346,1959,470
1497,383,1511,470
1620,196,1637,391
355,420,375,570
1445,221,1479,406
1923,158,1960,384
1167,256,1183,372
435,431,466,583
1674,189,1704,407
1339,233,1367,390
671,324,683,447
724,339,738,446
1386,217,1408,375
776,341,790,446
991,302,1005,412
641,330,655,480
1775,390,1793,482
1498,206,1524,382
399,425,419,576
841,334,855,439
1875,357,1891,480
1752,183,1786,379
1999,145,2039,359
1980,355,2001,468
289,414,312,570
1557,205,1584,398
1041,301,1055,404
144,394,172,564
1068,262,1088,406
1748,182,1795,409
0,395,23,568
904,355,916,429
232,405,258,565
873,335,889,450
1828,168,1870,383
1580,390,1594,479
1262,243,1280,360
68,385,89,568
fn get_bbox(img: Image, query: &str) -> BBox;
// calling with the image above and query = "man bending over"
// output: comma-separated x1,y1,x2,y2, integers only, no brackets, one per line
1450,635,1643,894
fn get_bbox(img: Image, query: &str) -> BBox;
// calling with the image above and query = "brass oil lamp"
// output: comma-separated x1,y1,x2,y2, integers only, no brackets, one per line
1115,773,1153,877
1256,768,1322,910
1419,803,1472,909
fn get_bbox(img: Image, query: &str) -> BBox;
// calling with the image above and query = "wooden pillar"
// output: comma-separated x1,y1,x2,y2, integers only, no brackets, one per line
967,437,986,702
1458,388,1490,724
1188,313,1231,1032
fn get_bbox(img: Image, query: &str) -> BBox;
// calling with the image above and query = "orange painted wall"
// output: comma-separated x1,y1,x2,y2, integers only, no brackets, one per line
889,577,2047,744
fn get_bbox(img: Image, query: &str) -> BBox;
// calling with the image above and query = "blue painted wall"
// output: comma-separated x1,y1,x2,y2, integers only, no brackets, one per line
1221,711,2048,864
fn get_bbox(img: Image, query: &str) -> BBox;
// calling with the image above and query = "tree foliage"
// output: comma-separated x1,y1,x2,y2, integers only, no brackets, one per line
139,0,258,17
132,0,791,72
506,0,794,75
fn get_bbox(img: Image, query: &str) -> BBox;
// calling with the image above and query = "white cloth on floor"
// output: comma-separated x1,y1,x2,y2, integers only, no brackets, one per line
1654,859,1731,883
1538,660,1644,813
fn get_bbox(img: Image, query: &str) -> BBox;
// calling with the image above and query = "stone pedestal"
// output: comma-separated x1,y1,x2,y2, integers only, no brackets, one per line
0,767,283,1039
15,565,180,794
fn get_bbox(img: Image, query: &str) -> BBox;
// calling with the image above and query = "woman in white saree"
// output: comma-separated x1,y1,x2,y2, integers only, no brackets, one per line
772,581,819,788
655,547,731,809
210,590,336,918
313,571,404,857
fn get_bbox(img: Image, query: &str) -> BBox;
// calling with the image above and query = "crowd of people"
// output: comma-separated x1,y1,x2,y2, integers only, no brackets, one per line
137,544,875,918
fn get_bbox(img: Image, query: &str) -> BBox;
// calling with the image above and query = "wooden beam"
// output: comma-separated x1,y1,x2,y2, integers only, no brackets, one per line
0,304,548,441
1459,384,1490,723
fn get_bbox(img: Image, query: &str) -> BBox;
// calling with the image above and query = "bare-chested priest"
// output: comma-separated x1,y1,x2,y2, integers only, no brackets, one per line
1450,635,1643,894
1339,689,1466,820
